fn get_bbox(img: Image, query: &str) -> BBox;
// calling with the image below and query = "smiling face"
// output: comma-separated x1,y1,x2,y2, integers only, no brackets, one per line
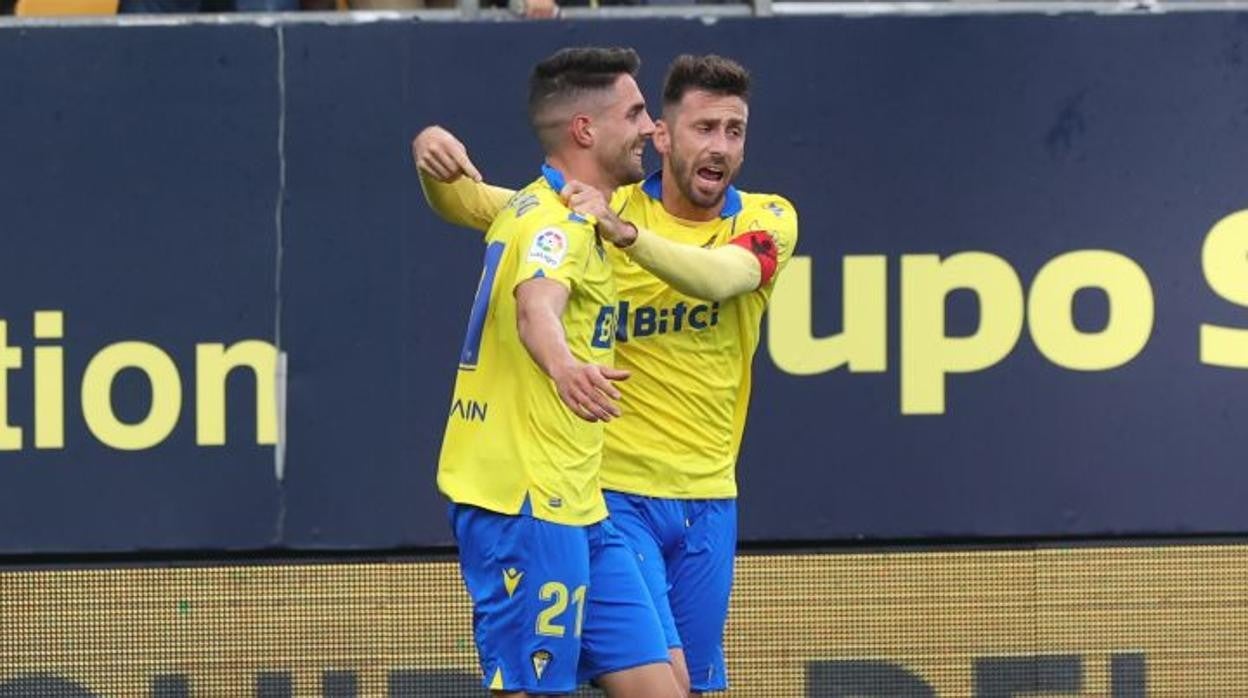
526,47,652,191
655,88,748,213
590,74,655,188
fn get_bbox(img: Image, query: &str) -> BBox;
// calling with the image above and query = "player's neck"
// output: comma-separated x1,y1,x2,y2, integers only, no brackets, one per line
545,155,615,200
660,170,720,222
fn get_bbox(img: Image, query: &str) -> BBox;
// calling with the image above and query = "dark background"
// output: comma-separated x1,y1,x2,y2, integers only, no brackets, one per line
1,13,1246,552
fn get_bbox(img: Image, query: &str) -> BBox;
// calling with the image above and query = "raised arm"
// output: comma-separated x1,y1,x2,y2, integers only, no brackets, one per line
411,126,516,233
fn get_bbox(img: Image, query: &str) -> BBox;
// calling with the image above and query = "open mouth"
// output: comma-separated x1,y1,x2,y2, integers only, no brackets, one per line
696,166,725,185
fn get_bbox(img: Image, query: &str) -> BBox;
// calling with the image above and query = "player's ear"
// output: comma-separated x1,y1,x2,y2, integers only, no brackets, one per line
570,114,594,148
653,119,671,155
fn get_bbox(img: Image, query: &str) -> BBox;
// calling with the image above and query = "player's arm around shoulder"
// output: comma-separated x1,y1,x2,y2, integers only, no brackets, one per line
411,125,516,234
595,193,797,303
560,180,746,302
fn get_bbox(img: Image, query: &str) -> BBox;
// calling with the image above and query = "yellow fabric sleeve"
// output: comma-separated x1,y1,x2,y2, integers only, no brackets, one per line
419,172,514,233
624,228,761,302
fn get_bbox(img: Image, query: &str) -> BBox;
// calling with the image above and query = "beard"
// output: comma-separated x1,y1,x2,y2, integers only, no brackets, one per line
601,136,648,187
670,147,734,210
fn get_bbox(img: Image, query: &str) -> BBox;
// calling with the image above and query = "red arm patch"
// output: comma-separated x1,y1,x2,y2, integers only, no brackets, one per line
729,230,779,287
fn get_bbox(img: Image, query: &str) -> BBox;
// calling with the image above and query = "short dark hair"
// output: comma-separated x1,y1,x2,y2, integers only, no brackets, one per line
527,47,641,144
662,54,750,109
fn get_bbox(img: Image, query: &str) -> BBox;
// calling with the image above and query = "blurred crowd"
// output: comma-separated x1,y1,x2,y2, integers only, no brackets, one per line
1,0,738,16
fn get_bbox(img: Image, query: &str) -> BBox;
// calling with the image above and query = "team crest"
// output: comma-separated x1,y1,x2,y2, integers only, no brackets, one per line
528,228,568,267
502,567,524,598
765,201,785,217
531,650,553,681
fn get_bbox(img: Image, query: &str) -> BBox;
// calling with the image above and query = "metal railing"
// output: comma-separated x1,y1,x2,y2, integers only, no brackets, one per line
3,0,1248,26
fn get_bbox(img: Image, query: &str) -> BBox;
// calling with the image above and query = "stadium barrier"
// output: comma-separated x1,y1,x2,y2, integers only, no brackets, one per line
2,545,1245,695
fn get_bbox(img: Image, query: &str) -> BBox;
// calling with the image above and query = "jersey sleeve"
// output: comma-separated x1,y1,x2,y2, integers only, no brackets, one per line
511,218,597,292
738,195,799,290
419,171,515,234
727,230,779,286
623,228,761,302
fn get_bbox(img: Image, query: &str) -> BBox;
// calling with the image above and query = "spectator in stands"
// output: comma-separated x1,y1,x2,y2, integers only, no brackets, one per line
349,0,558,17
119,0,333,11
482,0,737,15
499,0,558,17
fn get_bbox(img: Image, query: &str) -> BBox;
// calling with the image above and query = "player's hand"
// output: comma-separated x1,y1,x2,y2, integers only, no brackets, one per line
562,180,609,220
411,126,482,183
562,180,638,247
551,361,630,422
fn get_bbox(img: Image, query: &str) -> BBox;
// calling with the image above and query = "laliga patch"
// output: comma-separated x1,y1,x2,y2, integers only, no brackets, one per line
527,227,569,268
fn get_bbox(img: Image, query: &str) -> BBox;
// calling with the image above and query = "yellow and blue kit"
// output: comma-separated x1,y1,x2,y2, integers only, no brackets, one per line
600,171,798,691
601,171,799,500
423,168,799,508
420,165,799,692
436,164,669,693
436,164,616,526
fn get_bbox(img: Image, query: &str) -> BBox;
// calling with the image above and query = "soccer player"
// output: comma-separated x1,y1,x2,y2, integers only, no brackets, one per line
416,54,798,696
435,47,682,698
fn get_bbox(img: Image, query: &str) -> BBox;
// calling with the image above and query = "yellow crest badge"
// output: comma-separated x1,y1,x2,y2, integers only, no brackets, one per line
531,650,552,681
502,567,523,598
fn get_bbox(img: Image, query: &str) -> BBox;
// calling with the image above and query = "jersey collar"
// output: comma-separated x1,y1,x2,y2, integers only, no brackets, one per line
541,163,567,193
640,170,742,219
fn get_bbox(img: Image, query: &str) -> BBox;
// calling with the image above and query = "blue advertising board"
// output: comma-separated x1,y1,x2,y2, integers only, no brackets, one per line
0,13,1246,551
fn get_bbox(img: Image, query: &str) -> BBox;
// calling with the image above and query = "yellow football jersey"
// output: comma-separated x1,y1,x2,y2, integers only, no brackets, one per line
600,172,799,498
437,166,617,525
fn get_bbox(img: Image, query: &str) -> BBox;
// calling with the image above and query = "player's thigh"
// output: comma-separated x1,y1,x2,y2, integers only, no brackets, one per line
450,504,590,695
667,647,691,697
603,491,683,649
595,660,684,698
667,499,737,692
576,518,671,686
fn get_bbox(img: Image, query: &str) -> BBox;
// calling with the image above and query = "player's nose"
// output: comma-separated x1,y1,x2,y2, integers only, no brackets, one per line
708,129,729,155
638,111,656,138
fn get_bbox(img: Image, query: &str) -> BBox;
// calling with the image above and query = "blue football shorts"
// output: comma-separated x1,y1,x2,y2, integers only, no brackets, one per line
603,491,737,693
449,503,670,694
